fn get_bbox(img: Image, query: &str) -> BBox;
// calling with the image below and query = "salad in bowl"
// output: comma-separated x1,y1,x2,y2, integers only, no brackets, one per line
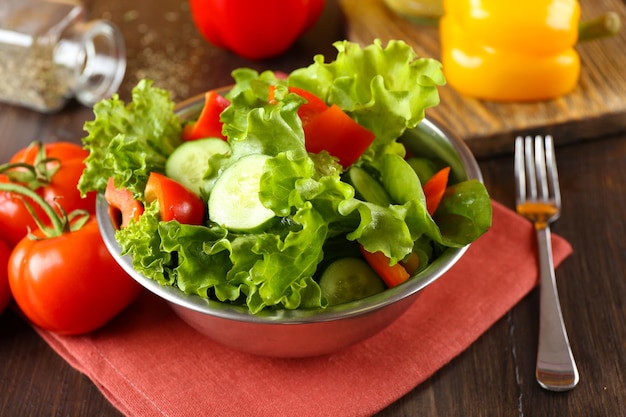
79,40,491,355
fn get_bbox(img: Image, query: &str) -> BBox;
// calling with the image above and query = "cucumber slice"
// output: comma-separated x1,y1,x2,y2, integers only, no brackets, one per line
347,166,392,206
319,257,386,306
208,154,276,232
165,138,231,195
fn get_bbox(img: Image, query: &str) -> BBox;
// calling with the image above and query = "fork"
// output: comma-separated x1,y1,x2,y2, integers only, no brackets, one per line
514,135,579,391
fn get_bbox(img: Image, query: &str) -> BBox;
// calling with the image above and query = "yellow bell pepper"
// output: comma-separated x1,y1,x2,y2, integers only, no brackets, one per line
440,0,581,102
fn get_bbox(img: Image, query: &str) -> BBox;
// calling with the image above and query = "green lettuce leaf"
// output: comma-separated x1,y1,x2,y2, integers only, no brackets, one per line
289,39,445,155
78,80,181,198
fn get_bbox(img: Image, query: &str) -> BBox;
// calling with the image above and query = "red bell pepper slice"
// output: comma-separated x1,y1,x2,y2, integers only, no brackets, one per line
269,86,375,167
303,104,376,168
144,172,205,225
269,85,329,125
182,91,230,141
422,166,451,216
360,245,410,288
290,86,329,125
104,177,144,229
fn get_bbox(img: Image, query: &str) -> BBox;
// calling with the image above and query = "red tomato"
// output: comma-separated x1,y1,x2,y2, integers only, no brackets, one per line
0,176,42,247
189,0,325,60
8,218,142,335
10,141,88,164
303,104,376,168
0,239,11,314
0,142,96,247
182,91,230,141
144,172,205,225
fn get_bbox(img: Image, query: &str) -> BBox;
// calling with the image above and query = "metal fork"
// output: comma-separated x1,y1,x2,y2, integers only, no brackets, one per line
514,135,579,391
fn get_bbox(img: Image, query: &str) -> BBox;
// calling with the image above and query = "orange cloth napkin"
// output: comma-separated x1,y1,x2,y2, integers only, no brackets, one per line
36,201,572,417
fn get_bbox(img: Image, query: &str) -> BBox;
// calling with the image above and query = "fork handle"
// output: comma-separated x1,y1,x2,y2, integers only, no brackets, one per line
535,225,579,391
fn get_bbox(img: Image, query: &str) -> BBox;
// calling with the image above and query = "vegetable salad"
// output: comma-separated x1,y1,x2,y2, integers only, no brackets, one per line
78,40,492,314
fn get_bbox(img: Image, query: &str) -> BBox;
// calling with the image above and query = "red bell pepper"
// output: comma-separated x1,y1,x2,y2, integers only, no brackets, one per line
189,0,326,60
104,177,144,229
269,86,375,167
303,104,376,168
360,245,410,288
144,172,205,225
422,166,450,216
268,85,329,125
182,90,230,141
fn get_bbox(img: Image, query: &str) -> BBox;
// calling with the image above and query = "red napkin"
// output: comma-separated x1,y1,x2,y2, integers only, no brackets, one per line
36,201,572,417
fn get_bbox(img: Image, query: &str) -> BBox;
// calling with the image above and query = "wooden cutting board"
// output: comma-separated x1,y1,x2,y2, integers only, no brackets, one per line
339,0,626,157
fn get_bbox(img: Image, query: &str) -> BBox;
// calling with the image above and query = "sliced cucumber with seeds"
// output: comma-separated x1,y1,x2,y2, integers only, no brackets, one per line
208,154,276,233
347,166,392,206
319,257,386,306
165,138,231,196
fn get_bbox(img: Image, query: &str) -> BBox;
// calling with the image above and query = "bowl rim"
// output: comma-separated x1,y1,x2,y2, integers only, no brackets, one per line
97,92,483,325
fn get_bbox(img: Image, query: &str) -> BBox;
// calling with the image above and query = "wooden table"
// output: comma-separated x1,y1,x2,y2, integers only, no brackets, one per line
1,1,625,416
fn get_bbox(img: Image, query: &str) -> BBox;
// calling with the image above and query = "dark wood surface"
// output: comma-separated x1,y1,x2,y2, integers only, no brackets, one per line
1,1,625,416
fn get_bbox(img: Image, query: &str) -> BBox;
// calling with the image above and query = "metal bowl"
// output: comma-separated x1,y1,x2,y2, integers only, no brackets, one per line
97,93,483,358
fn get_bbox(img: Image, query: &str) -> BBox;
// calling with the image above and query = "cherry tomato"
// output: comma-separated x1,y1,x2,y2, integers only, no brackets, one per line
8,217,142,335
0,142,96,247
144,172,205,225
0,239,11,314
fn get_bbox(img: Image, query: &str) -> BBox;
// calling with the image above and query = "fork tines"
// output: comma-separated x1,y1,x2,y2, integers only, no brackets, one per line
514,135,561,207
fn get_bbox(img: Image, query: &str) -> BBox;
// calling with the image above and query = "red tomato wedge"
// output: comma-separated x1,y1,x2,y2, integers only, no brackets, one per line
423,166,451,216
182,91,230,141
144,172,205,225
360,245,410,288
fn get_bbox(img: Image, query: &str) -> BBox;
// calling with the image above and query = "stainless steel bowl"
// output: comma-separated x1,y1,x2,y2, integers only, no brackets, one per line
97,93,483,358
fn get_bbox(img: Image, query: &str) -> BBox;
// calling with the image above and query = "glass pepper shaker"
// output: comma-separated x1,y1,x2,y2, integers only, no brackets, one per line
0,0,126,112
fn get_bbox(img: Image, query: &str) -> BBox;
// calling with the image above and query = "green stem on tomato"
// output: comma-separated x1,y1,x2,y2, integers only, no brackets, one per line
0,142,60,189
0,162,41,186
578,12,622,42
0,182,89,239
